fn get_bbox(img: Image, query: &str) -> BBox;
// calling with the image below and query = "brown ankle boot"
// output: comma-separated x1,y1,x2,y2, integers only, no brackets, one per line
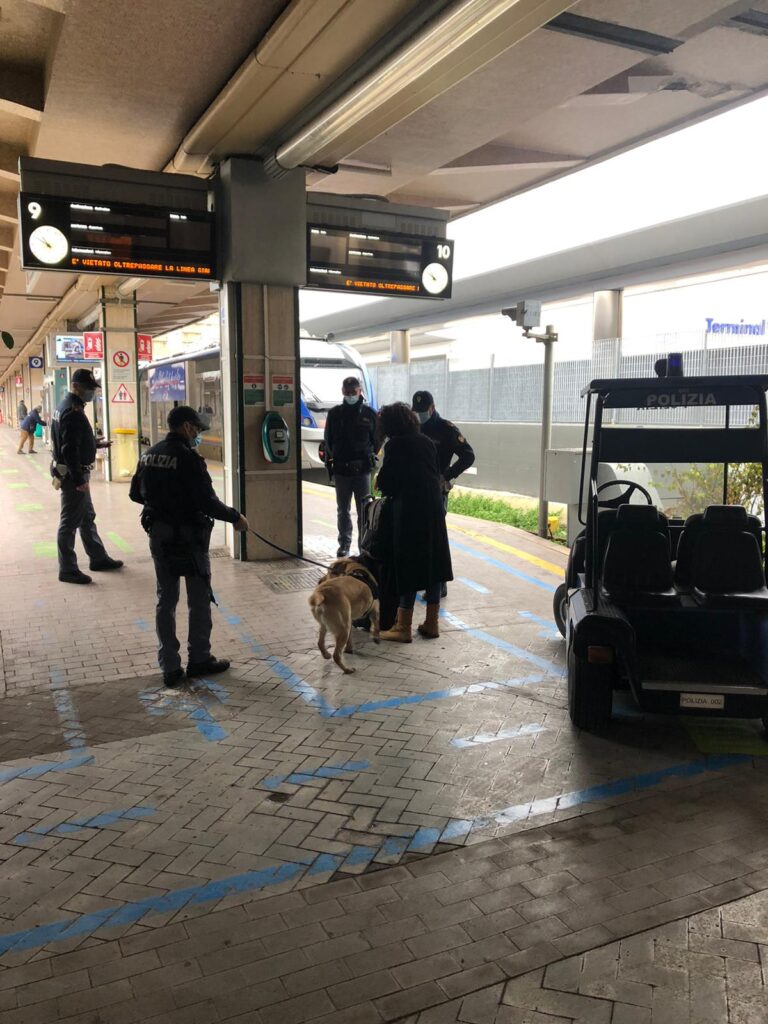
380,607,413,643
417,603,440,639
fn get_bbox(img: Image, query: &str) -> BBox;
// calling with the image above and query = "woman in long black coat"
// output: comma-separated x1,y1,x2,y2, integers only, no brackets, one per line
376,402,453,643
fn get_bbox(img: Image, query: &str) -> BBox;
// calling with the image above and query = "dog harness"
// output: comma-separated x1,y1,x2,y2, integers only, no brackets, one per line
348,568,379,609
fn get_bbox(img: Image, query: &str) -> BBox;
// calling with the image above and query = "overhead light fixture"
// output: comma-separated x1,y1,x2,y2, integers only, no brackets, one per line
76,304,100,331
730,9,768,32
267,0,575,174
546,12,682,55
336,160,392,177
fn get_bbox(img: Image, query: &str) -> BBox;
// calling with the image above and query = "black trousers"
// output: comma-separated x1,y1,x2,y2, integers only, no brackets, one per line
334,472,371,554
153,558,212,673
57,481,108,574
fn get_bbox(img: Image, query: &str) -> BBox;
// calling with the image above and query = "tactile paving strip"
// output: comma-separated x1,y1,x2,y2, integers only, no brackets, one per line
264,567,327,592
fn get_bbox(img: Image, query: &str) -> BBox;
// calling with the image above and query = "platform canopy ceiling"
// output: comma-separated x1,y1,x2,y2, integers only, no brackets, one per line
2,0,768,378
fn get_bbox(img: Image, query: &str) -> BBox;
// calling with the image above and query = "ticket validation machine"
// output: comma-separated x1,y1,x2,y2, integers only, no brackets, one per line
262,411,290,463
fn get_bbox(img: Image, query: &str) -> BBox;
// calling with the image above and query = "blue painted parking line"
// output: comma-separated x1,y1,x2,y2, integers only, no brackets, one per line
0,861,311,956
262,760,369,790
49,668,87,751
457,576,491,594
0,754,94,784
196,678,230,702
440,609,562,676
451,723,546,748
216,602,337,717
458,753,750,833
451,539,556,593
329,675,545,718
342,845,377,870
14,806,155,846
0,753,747,956
518,610,561,639
139,689,228,742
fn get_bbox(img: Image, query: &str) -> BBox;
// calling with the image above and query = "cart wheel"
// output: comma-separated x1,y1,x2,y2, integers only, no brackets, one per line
553,582,568,638
568,644,612,731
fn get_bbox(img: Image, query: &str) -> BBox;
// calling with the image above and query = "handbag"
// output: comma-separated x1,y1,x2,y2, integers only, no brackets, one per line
34,424,43,438
360,495,393,561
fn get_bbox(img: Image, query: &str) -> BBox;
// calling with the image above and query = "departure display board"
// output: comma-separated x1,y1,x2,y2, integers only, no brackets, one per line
19,192,214,280
307,224,453,298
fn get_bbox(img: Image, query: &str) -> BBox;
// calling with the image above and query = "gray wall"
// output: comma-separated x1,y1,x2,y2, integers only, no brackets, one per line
454,421,584,495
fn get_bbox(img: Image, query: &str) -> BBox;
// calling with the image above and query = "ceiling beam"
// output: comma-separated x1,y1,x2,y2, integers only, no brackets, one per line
0,196,18,225
0,227,14,252
0,143,23,184
0,64,45,118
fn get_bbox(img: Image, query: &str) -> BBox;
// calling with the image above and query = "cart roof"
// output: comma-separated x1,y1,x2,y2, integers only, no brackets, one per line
583,375,768,408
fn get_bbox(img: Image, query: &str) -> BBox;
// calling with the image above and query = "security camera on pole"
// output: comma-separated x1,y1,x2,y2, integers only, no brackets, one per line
501,302,558,538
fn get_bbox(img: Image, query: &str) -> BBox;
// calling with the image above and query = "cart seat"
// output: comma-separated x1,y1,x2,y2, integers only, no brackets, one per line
691,506,768,608
675,505,763,591
601,504,677,605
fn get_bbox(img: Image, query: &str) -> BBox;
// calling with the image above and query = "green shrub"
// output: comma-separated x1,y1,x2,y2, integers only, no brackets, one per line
448,491,540,533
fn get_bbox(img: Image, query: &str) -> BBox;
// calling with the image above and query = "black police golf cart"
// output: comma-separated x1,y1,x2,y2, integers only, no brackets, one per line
554,367,768,731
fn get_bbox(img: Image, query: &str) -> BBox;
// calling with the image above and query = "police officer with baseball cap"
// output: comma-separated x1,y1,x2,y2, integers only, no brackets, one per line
52,367,123,584
130,405,248,687
411,391,475,496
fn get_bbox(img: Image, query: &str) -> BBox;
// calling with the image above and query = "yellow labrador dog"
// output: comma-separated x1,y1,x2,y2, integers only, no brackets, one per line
309,558,380,674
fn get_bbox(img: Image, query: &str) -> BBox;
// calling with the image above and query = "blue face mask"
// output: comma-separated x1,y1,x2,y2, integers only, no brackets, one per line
417,411,431,424
344,395,359,405
190,434,202,448
81,388,96,403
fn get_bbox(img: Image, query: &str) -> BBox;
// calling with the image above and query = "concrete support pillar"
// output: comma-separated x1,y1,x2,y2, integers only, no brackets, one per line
220,282,301,561
100,287,140,482
390,329,410,364
592,290,622,343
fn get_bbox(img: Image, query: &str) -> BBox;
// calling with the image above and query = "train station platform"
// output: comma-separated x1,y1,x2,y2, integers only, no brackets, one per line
1,425,768,1022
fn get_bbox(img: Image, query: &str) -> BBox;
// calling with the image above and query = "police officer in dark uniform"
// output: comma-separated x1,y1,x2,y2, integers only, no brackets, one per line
129,406,248,687
324,376,378,557
411,390,475,499
51,368,123,585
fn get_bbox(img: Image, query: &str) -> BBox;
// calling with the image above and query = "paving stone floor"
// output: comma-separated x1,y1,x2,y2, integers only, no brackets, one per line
1,425,767,1022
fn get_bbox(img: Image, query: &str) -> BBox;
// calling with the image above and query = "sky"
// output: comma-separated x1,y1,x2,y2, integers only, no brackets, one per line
298,92,768,327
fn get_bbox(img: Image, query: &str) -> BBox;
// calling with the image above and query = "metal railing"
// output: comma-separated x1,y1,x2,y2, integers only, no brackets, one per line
368,334,768,426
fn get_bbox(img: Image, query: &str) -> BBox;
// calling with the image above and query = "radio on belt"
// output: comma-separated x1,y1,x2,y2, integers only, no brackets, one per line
262,411,290,464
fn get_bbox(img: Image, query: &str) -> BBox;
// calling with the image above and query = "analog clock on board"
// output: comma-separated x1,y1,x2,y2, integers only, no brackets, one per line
29,225,69,265
421,262,449,295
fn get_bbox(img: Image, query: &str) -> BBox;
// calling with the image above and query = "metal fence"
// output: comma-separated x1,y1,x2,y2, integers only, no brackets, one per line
368,335,768,427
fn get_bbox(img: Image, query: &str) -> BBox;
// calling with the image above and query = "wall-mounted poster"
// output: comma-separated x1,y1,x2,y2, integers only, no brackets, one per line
149,363,186,402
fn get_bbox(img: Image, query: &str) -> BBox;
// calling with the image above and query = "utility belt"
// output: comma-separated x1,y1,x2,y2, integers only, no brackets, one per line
50,461,93,490
142,511,214,577
332,454,376,477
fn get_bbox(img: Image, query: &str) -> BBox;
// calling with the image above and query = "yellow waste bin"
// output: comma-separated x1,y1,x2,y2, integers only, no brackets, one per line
112,428,138,480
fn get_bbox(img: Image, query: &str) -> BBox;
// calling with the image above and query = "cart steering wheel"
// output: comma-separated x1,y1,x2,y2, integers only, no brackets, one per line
596,479,653,510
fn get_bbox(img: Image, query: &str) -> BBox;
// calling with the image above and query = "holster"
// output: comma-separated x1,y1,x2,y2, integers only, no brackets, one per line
149,517,213,578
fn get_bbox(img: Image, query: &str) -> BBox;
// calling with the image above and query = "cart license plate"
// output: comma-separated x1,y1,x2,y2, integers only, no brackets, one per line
680,693,725,710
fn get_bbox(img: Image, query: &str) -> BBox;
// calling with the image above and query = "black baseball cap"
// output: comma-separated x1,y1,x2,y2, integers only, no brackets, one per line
342,376,361,391
71,368,100,389
411,390,434,413
167,405,210,431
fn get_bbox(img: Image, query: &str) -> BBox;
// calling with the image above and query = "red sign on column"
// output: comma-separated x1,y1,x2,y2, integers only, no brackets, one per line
137,334,153,361
83,331,104,360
